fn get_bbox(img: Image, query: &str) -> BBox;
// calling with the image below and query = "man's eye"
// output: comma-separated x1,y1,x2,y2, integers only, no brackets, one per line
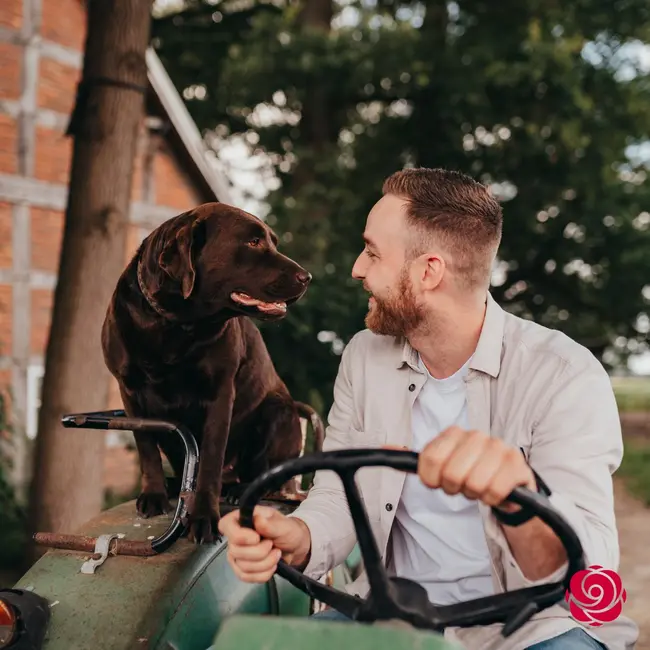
249,238,262,247
365,248,376,259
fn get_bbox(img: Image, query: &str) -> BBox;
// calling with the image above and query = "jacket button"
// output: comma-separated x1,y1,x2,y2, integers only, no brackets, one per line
385,503,393,512
408,383,415,391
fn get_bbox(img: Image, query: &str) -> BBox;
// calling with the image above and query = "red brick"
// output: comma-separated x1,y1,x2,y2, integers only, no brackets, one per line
0,285,13,356
34,126,72,184
0,115,17,174
0,43,22,101
0,0,21,30
103,446,138,496
30,288,53,356
131,149,143,203
38,58,80,115
155,143,202,211
31,207,64,273
0,203,12,269
125,224,144,265
41,0,85,53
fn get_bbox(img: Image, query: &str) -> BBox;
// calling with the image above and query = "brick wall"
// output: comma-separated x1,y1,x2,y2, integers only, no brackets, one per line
0,115,18,175
0,0,22,30
0,0,217,497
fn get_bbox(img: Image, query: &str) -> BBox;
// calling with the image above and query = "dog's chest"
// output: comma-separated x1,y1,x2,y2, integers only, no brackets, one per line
127,359,219,408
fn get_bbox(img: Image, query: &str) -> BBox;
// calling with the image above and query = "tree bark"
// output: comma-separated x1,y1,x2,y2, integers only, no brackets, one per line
297,0,333,156
296,0,333,161
27,0,153,552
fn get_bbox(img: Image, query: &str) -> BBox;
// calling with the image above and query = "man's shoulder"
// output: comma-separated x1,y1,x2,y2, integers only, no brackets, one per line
342,329,404,365
502,310,604,377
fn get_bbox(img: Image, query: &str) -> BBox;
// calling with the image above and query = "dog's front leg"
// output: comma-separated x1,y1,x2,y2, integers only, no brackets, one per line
119,386,171,518
185,387,235,544
134,431,172,517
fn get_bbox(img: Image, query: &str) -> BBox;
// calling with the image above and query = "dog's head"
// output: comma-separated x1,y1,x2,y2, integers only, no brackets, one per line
138,203,311,322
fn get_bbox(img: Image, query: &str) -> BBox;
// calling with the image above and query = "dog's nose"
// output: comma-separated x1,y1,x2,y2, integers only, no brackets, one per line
296,270,312,285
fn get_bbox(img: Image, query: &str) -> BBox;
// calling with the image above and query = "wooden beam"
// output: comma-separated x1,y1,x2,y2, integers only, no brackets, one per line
0,268,57,290
11,202,31,501
8,0,42,499
40,40,82,69
0,355,44,371
0,26,22,45
0,173,180,225
0,100,70,132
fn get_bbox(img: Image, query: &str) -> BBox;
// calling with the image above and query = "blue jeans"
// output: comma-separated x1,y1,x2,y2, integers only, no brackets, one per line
310,610,605,649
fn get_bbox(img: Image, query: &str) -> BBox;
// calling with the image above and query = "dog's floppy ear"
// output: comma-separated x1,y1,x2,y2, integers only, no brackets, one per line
158,217,204,299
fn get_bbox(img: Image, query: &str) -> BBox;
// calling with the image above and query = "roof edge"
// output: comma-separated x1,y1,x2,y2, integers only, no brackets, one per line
145,47,234,205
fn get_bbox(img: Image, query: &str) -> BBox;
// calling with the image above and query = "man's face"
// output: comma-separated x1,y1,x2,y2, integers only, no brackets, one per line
351,194,426,337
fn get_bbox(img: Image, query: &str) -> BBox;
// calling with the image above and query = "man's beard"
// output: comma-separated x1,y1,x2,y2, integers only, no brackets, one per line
365,268,426,338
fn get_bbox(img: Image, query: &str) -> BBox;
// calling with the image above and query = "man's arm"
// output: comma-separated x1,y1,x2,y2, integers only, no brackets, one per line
498,361,623,587
286,334,364,579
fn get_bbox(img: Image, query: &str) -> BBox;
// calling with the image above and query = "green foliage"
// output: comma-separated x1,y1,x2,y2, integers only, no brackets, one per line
613,376,650,412
152,0,650,415
0,392,27,570
618,438,650,506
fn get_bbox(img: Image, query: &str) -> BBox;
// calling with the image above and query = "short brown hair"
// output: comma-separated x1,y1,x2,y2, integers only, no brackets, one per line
382,167,503,289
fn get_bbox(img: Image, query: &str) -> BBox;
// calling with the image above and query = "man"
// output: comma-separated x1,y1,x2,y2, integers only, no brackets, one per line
218,168,638,649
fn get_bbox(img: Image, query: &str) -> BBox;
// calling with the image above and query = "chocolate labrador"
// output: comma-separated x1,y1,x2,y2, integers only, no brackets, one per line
101,202,323,544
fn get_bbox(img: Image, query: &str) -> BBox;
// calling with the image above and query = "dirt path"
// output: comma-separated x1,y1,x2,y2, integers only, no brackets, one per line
614,477,650,649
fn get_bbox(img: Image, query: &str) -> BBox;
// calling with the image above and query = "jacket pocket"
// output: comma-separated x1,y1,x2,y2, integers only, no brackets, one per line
347,425,387,448
346,426,386,522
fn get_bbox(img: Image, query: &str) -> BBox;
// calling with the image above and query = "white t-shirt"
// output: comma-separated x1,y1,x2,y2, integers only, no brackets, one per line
388,354,494,606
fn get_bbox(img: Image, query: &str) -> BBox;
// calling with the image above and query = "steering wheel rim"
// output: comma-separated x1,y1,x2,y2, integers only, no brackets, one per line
238,448,585,638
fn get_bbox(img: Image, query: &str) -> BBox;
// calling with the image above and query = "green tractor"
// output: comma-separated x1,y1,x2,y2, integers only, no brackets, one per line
0,409,584,650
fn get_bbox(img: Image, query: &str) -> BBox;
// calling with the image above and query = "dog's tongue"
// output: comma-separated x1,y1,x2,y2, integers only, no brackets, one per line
231,292,287,315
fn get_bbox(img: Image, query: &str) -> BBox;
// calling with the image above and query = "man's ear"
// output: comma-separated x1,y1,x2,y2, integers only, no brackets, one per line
158,221,199,299
421,254,445,291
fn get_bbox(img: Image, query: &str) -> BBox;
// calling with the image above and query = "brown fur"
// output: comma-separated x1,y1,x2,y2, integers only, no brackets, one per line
101,202,313,543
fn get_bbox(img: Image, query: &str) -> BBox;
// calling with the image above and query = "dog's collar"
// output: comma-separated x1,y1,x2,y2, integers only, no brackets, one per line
136,257,178,320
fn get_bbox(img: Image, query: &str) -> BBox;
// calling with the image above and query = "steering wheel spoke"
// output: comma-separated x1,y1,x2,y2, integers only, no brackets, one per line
238,449,585,639
338,469,396,616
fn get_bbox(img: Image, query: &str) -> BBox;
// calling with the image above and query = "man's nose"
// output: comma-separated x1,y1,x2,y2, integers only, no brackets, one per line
351,253,366,280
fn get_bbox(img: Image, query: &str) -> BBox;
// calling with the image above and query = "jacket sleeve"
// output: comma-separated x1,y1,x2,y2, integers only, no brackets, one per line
495,359,623,589
286,335,362,579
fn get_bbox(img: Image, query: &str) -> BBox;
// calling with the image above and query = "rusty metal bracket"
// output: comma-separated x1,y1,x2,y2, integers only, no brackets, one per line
80,533,125,574
33,410,200,557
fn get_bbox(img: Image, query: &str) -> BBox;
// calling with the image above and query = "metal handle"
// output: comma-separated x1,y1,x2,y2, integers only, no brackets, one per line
33,410,200,556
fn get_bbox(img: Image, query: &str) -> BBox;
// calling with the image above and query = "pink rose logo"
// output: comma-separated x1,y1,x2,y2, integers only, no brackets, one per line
565,565,627,626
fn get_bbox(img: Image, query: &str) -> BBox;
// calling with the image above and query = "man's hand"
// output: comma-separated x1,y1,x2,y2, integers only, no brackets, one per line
416,426,566,581
218,506,312,583
417,426,536,508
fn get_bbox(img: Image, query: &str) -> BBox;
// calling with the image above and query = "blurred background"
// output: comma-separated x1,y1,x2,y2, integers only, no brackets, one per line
0,0,649,632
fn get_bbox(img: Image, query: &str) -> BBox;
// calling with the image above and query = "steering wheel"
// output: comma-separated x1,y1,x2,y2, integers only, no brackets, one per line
238,448,585,638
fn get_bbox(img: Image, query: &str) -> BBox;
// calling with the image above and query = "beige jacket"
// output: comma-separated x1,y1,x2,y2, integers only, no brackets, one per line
289,292,638,650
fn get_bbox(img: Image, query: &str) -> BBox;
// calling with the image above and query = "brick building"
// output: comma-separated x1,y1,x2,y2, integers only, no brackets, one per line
0,0,233,497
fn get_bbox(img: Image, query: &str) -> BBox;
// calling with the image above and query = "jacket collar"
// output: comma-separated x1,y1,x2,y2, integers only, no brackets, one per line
398,291,506,379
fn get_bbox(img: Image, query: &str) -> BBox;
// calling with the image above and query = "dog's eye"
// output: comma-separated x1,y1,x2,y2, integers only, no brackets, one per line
248,238,262,248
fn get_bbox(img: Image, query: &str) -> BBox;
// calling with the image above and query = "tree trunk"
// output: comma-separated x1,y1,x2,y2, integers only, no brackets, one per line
297,0,333,157
292,0,332,181
27,0,153,553
285,0,333,263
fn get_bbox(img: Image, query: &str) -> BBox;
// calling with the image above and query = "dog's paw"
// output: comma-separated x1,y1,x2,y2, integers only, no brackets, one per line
183,492,221,544
187,514,221,545
136,491,172,518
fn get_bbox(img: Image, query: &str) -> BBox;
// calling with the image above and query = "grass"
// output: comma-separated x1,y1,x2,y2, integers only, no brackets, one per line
612,376,650,413
618,438,650,507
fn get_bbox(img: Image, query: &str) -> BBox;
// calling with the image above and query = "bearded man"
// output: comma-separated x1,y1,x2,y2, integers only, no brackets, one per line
219,168,638,650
